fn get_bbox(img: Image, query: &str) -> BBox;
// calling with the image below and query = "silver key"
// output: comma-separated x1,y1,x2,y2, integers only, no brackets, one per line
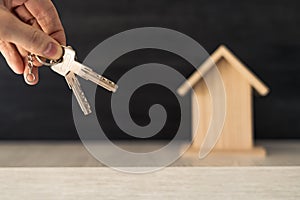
51,46,118,92
38,46,118,115
65,72,91,115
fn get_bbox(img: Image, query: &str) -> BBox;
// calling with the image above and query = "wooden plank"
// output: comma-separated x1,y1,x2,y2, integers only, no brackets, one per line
184,146,266,158
215,58,253,150
191,58,255,151
0,141,299,167
0,167,298,200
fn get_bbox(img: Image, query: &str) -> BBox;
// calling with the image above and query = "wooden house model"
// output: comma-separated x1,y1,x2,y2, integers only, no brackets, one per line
177,45,269,156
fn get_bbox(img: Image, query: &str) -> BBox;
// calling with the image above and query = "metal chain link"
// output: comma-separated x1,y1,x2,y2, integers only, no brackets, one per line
26,53,36,83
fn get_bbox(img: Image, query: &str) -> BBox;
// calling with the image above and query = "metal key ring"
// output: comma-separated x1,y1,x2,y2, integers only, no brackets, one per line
34,46,65,66
35,55,58,67
26,73,36,83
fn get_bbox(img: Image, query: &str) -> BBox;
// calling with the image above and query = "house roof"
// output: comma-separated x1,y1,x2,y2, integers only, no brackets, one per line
177,45,270,96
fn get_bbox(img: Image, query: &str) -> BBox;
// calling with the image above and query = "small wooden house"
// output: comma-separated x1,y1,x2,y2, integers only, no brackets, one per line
177,45,269,156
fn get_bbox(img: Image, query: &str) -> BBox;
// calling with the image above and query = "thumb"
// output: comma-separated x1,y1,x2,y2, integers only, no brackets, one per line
0,11,63,60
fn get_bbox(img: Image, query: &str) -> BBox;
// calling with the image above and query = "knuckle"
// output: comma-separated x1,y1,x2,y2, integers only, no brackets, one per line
36,5,56,21
29,30,41,47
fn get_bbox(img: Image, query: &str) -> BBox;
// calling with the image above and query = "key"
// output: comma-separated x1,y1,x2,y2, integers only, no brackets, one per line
65,72,92,115
37,45,118,115
51,46,118,92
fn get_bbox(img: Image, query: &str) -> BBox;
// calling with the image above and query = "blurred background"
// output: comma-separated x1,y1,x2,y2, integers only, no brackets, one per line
0,0,299,140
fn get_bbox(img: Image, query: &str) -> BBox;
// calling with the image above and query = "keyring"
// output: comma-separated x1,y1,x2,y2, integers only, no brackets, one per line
35,55,59,67
26,73,36,83
34,46,65,66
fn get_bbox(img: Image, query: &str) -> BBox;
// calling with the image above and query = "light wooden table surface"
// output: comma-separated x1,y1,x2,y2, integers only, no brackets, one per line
0,140,298,167
0,140,298,199
0,167,299,200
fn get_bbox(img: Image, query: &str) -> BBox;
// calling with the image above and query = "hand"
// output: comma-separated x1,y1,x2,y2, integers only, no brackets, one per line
0,0,66,85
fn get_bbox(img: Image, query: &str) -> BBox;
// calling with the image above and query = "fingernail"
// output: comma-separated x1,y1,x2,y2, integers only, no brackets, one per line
43,42,62,60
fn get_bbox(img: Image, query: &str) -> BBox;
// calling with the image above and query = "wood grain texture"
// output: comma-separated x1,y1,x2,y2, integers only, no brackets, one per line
215,58,253,149
180,45,270,152
191,57,256,151
0,167,299,200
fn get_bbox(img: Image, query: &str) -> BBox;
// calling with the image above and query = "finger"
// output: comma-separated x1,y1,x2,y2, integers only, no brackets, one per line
1,0,12,8
14,4,62,67
23,56,39,85
24,0,66,45
13,4,33,24
16,44,43,67
0,40,24,74
14,40,29,61
11,0,28,8
15,43,28,58
0,10,63,60
29,19,43,67
13,5,34,57
11,5,58,65
14,14,43,67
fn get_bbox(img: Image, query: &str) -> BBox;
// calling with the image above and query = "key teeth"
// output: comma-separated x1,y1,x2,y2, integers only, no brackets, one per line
83,108,92,115
65,72,92,115
79,90,91,109
113,84,118,93
77,66,117,92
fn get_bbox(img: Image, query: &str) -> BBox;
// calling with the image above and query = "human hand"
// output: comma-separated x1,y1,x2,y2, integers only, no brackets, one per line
0,0,66,85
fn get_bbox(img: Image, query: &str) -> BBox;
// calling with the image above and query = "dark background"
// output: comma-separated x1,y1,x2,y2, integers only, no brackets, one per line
0,0,299,140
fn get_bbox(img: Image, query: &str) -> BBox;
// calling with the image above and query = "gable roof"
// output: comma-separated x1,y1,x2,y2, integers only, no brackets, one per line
177,45,270,96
